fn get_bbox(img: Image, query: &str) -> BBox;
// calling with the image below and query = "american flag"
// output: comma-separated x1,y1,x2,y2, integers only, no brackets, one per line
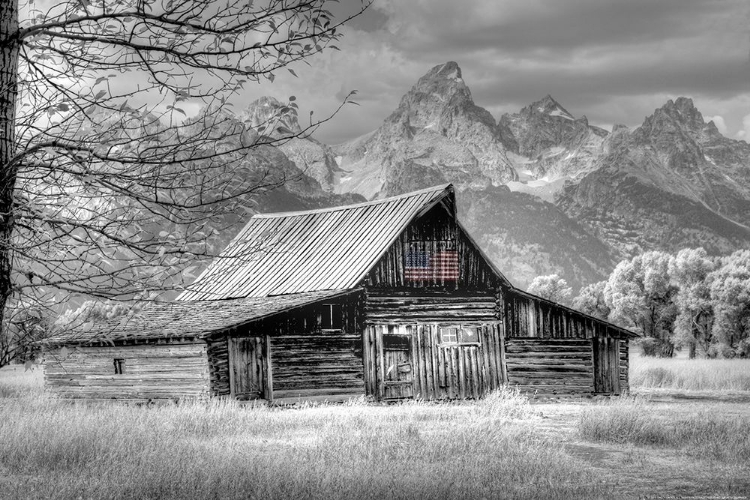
405,245,459,281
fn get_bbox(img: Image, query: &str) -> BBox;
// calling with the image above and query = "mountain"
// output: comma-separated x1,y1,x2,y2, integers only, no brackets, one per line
557,98,750,258
333,61,516,199
499,95,609,202
241,96,342,192
242,63,750,292
329,63,618,290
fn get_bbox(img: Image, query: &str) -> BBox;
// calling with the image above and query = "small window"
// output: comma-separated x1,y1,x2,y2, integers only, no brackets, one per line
114,358,125,374
320,304,342,330
439,326,480,346
440,327,459,344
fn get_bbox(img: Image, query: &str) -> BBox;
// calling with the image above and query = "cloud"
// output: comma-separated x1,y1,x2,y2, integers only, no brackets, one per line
737,114,750,141
224,0,750,144
709,116,728,135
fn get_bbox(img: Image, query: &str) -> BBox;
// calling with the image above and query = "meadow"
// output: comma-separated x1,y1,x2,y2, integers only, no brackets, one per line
0,353,749,499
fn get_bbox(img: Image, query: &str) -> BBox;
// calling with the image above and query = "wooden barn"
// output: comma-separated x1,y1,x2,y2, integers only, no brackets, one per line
43,184,636,402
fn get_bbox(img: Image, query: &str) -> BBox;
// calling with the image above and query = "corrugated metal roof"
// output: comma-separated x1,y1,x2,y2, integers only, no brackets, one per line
46,289,357,345
177,184,454,300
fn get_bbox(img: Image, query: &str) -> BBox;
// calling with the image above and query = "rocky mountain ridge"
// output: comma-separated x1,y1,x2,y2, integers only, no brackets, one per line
239,62,750,291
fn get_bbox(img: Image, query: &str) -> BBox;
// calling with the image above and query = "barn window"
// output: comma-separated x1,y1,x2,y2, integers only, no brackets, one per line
440,327,459,344
320,304,342,330
113,358,125,374
439,326,480,345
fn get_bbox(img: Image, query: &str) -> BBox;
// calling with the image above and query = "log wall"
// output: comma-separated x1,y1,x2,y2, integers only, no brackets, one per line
270,335,364,400
365,293,499,324
44,343,210,400
505,338,595,395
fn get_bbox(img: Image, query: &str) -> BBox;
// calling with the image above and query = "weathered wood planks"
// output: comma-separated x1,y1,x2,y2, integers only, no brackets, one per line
270,335,364,394
505,338,595,396
44,343,210,400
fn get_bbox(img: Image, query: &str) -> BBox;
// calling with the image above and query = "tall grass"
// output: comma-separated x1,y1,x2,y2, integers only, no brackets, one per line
0,365,44,397
578,397,750,463
0,388,613,500
630,355,750,391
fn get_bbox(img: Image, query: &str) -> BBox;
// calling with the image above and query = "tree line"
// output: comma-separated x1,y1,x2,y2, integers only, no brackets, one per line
528,248,750,358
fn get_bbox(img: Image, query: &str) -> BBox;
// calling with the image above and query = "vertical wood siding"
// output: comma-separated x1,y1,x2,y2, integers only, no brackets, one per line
366,203,501,290
505,339,595,395
364,323,505,400
619,340,630,393
44,343,210,399
503,289,630,341
207,338,230,396
228,336,266,399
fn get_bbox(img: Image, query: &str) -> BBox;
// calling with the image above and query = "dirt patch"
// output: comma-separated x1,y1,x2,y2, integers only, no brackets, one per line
532,397,750,498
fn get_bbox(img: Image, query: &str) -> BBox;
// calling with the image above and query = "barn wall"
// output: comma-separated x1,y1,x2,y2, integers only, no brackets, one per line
44,343,210,399
210,293,366,402
503,289,631,341
365,293,499,323
363,292,505,400
620,339,629,393
505,338,595,395
271,335,364,399
207,338,230,397
366,203,501,291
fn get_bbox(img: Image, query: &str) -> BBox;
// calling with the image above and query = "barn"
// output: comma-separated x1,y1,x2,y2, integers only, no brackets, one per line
43,184,636,402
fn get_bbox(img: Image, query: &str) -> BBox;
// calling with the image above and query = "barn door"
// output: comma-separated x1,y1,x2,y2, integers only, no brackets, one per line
380,326,413,399
592,337,621,394
229,336,267,400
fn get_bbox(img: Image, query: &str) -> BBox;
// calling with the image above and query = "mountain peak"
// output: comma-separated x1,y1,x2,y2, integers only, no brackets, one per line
421,61,463,83
528,95,575,120
653,96,706,130
400,61,474,117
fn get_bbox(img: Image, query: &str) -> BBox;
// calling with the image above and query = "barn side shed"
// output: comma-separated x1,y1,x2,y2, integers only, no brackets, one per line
44,184,636,401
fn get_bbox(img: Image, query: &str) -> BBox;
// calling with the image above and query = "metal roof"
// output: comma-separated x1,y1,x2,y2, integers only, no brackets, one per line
45,289,357,345
177,184,455,300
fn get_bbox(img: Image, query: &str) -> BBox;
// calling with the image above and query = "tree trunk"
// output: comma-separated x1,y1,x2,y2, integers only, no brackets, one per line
0,0,20,357
688,342,696,359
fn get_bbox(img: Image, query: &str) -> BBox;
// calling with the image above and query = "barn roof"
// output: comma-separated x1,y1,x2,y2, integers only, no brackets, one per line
177,184,468,300
45,289,357,345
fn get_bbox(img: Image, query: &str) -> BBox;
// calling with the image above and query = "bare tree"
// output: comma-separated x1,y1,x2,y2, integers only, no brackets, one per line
0,0,369,366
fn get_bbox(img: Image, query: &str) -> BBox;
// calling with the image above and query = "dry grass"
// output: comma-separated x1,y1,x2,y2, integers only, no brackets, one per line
3,357,750,499
0,384,613,500
578,397,750,463
0,365,43,398
630,352,750,391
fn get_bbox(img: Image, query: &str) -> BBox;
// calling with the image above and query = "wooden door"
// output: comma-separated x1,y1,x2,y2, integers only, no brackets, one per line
381,331,413,399
229,337,267,400
593,337,621,394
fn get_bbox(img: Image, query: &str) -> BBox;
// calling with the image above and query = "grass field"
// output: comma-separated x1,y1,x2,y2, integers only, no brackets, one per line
630,350,750,391
1,357,749,499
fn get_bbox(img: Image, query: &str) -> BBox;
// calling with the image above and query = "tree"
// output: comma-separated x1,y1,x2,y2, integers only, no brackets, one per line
668,247,716,358
604,251,677,356
708,249,750,357
0,0,370,366
571,280,610,320
527,274,572,304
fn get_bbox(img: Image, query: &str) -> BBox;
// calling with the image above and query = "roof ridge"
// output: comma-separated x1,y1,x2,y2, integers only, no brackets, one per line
252,184,452,219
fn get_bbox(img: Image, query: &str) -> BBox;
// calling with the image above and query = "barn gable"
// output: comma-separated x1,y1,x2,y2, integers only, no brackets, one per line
366,193,508,290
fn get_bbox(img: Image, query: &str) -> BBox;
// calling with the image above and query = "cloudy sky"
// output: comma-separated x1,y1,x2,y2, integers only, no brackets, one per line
237,0,750,145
